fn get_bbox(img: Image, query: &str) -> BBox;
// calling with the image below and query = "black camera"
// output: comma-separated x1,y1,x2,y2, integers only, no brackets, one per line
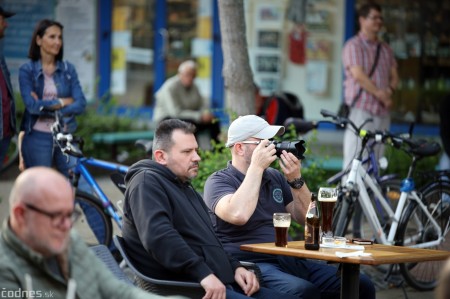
271,140,306,160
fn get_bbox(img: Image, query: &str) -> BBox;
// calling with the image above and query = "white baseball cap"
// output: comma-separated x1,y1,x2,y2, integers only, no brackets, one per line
226,115,285,147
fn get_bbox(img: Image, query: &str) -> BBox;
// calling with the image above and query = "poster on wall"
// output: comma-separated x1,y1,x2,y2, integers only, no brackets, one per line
252,3,285,95
306,39,332,60
111,31,131,95
256,54,281,73
306,61,328,95
254,3,285,29
306,9,332,32
249,48,282,95
256,30,281,49
254,75,280,96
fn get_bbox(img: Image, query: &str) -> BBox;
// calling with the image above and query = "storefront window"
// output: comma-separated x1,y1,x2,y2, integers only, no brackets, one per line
111,0,154,106
110,0,199,107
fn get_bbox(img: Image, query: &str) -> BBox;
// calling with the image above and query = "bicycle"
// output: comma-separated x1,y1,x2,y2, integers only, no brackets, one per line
320,109,447,290
327,138,401,240
50,111,128,247
285,116,402,238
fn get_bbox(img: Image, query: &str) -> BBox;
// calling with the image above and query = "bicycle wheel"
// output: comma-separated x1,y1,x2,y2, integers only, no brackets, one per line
0,135,19,174
332,189,354,237
397,182,450,291
73,191,113,247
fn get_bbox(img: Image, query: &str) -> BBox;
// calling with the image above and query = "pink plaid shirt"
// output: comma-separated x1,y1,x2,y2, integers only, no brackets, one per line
342,32,397,116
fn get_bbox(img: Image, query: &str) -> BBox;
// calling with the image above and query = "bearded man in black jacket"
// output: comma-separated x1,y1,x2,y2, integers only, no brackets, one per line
122,119,298,299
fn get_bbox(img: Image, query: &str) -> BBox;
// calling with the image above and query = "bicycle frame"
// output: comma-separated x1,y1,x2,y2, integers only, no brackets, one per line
328,139,397,220
71,156,128,229
346,157,442,247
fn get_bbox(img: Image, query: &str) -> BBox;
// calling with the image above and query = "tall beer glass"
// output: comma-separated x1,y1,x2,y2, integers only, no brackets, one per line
318,187,337,237
273,213,291,247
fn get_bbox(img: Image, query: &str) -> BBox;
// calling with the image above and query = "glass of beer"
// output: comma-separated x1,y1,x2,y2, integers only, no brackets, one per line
318,187,337,237
273,213,291,247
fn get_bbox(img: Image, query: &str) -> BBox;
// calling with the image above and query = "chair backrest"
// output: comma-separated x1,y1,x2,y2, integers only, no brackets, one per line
113,235,204,298
90,244,134,285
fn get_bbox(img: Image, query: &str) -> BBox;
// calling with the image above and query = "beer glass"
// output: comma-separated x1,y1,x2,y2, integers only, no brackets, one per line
318,187,337,237
273,213,291,247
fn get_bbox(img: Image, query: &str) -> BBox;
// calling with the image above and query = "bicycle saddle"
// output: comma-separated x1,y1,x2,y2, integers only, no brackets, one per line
408,140,441,158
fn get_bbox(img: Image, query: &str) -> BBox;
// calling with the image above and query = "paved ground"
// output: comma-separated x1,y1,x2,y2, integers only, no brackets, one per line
0,165,437,299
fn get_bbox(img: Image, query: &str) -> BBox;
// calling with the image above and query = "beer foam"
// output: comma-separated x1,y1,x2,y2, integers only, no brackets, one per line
318,187,338,202
273,219,291,227
318,197,337,202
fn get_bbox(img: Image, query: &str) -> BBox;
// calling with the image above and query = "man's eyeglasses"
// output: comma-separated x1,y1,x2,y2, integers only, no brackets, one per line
24,203,81,227
367,15,383,21
241,141,262,145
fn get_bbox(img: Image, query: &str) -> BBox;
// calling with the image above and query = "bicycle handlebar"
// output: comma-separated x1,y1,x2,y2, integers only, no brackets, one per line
40,108,85,158
319,109,441,159
55,133,84,158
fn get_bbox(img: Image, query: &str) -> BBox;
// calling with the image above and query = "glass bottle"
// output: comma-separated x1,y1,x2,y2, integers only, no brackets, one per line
305,192,320,250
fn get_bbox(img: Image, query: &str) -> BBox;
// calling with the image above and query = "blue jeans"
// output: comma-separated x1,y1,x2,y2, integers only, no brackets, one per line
257,256,375,299
226,284,298,299
0,137,12,166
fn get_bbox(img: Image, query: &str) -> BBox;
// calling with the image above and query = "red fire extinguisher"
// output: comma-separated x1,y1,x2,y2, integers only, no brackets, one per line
289,24,307,65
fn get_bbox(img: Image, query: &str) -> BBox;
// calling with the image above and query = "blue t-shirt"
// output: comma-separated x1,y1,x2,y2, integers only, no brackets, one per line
203,162,293,254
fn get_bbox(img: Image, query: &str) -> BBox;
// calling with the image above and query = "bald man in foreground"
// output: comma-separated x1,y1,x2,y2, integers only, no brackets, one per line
0,167,183,299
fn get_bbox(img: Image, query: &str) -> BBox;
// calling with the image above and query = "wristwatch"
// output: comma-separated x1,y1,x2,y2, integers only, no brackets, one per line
287,177,305,189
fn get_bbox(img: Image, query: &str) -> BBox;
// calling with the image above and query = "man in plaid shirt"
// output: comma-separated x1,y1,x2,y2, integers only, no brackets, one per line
342,3,399,238
342,3,399,170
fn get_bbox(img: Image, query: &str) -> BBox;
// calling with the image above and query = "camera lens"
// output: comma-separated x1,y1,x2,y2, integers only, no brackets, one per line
272,140,306,159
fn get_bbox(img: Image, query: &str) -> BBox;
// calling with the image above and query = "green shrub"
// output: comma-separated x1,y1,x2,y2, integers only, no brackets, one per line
381,141,440,187
75,103,152,163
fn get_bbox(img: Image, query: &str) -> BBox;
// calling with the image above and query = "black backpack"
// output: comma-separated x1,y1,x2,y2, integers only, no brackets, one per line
262,92,304,125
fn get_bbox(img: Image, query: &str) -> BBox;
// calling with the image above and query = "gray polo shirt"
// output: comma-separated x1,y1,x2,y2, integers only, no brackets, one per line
203,161,293,254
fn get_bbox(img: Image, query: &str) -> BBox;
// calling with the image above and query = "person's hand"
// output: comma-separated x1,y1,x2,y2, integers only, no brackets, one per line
375,89,393,109
383,98,393,109
279,151,301,181
250,139,277,171
234,267,259,296
200,274,226,299
30,91,38,100
18,155,25,172
60,97,74,107
18,131,25,172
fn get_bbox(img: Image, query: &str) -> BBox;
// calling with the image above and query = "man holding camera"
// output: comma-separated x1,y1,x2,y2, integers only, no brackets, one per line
204,115,375,299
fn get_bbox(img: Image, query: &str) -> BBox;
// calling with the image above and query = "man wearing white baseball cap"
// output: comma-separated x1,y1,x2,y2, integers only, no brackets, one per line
204,115,375,299
225,115,285,147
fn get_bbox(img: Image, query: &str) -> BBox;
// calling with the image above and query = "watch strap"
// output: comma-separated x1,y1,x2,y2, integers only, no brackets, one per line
287,177,305,189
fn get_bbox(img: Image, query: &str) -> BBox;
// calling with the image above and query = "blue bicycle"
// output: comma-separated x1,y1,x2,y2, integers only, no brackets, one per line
51,112,128,247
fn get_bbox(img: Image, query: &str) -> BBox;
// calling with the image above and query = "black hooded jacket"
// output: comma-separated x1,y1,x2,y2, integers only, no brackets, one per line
122,159,241,283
